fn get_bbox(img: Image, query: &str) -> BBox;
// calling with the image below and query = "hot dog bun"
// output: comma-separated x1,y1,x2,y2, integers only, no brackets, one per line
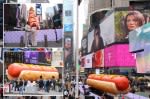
7,63,59,81
86,74,130,95
19,70,59,81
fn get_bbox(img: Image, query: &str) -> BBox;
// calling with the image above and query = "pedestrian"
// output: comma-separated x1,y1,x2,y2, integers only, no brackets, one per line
18,79,24,94
63,89,69,99
24,21,32,47
51,76,56,90
38,76,44,91
46,79,50,92
51,96,56,99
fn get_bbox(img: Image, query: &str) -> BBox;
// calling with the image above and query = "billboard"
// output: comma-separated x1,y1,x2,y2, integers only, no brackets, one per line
115,8,150,43
81,36,88,56
83,53,93,68
63,0,73,32
136,51,145,73
104,44,136,67
24,51,39,64
64,37,73,65
100,11,115,46
88,30,94,53
24,51,52,65
92,50,104,68
144,44,150,73
51,49,63,67
136,44,150,73
38,51,52,65
36,4,42,15
88,9,114,53
129,23,150,52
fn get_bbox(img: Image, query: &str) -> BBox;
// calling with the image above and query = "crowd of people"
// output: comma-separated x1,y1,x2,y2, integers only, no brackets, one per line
5,76,62,95
128,76,150,93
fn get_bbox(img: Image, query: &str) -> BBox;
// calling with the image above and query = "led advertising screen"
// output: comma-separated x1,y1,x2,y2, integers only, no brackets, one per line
136,51,145,73
144,44,150,73
104,44,136,67
38,51,52,65
83,53,93,68
51,49,63,67
100,11,115,46
136,45,150,73
81,36,88,56
92,50,104,68
129,23,150,52
24,51,39,64
24,51,52,65
88,30,94,53
64,37,73,65
63,0,73,32
88,9,114,53
115,8,150,43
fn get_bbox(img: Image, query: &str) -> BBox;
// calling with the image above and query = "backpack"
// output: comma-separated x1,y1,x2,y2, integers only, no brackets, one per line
64,90,68,96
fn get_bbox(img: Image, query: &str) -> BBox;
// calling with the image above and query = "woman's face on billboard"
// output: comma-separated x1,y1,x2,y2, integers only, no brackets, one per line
127,15,139,31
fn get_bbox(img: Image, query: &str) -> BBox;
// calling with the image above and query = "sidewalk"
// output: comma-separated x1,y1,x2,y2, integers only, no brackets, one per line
4,89,63,96
4,39,62,47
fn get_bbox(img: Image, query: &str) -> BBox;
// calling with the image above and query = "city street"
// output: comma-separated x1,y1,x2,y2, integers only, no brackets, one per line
31,0,49,3
4,90,63,96
4,39,62,47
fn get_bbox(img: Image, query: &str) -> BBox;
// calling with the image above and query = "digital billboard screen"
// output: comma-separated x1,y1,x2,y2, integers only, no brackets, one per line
92,50,104,68
115,8,150,43
144,44,150,73
88,9,114,53
88,30,94,53
129,23,150,52
100,11,115,46
24,51,39,64
38,51,52,65
64,37,73,65
24,51,52,65
136,51,145,73
81,36,88,56
104,44,136,67
136,45,150,73
83,53,93,68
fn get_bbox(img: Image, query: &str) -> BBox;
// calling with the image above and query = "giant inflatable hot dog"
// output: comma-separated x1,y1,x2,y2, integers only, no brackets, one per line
7,63,59,81
86,74,130,95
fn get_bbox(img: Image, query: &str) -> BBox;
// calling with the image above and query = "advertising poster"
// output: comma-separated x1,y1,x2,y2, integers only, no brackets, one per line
84,53,93,68
24,51,39,64
136,51,145,73
104,44,136,67
144,44,150,73
63,0,73,32
88,9,114,53
92,50,104,68
36,4,42,15
51,49,63,67
115,8,150,43
88,30,94,53
100,11,115,46
81,36,88,56
129,23,150,52
64,37,73,65
38,51,52,65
